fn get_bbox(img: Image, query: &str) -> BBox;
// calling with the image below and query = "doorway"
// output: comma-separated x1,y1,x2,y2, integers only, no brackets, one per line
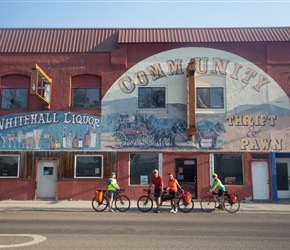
251,161,269,200
36,160,57,199
276,161,290,198
175,158,197,198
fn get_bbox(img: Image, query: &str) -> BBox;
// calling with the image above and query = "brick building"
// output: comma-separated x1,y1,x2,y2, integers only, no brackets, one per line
0,27,289,201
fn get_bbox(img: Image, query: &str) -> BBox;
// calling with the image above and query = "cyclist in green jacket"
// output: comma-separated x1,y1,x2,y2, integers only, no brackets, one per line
107,172,120,212
209,173,226,210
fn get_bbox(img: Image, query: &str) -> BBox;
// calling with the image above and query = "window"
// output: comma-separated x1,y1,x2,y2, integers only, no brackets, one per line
214,154,243,185
1,89,28,109
197,87,224,109
252,154,269,160
130,154,159,185
276,162,288,190
74,155,103,178
72,88,100,108
138,87,165,108
0,155,19,177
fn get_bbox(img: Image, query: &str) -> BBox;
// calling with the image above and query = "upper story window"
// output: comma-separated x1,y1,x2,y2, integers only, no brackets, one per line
197,87,224,109
72,88,100,108
1,74,30,109
138,87,165,108
196,75,225,112
1,88,28,109
71,74,101,110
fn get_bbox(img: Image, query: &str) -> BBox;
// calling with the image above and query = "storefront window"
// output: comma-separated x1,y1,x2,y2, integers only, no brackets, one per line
214,154,243,185
130,153,160,185
0,155,19,177
74,155,103,178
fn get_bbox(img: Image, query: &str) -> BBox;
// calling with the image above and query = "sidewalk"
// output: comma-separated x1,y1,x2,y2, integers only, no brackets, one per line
1,199,290,213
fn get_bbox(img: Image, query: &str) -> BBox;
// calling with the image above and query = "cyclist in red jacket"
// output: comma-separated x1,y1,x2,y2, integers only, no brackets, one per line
148,169,163,213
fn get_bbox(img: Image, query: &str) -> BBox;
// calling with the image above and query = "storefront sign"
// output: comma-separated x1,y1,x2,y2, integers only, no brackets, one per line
0,112,101,151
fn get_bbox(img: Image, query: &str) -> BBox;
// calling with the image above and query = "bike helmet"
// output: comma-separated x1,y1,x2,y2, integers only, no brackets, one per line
168,172,173,176
212,173,218,178
153,169,158,174
110,172,116,176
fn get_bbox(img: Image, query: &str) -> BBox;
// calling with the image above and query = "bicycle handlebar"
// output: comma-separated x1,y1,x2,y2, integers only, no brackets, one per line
143,189,151,194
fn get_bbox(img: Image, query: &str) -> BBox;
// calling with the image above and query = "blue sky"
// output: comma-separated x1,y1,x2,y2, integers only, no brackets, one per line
0,0,289,28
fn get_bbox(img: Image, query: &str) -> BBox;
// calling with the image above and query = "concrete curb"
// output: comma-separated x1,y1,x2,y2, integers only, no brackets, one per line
1,200,290,214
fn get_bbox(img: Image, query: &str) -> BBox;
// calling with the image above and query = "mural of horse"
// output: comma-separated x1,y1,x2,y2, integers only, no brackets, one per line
160,122,186,147
194,122,226,149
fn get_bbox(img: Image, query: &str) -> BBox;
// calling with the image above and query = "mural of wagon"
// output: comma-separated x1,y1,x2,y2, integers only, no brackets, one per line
109,112,153,149
109,112,186,149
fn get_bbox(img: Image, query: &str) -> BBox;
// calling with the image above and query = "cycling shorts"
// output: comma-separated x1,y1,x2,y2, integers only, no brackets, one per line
154,188,162,198
169,191,178,198
218,190,225,197
107,190,115,199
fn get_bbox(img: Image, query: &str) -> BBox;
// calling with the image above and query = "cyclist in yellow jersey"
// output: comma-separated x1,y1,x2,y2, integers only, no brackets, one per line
107,172,120,212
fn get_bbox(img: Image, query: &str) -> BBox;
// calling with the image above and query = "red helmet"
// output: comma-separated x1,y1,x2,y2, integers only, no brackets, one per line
168,172,173,176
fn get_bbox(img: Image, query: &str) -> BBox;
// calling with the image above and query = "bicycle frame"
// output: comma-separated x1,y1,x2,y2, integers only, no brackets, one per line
137,189,194,213
92,189,131,212
144,189,175,203
200,191,240,213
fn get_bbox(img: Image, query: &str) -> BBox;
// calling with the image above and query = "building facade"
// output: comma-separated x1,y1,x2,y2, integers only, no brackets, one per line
0,27,289,201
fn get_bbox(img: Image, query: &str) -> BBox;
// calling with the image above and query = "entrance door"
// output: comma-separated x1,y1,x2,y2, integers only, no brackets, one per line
37,160,57,199
252,161,269,200
175,158,197,198
276,161,290,198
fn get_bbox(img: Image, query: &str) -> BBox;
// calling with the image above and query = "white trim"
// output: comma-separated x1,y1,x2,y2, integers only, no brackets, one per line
74,154,103,179
209,154,214,185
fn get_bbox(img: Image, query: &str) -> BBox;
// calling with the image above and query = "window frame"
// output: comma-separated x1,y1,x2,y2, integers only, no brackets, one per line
72,88,100,109
196,87,224,109
74,154,103,179
195,75,226,113
0,154,20,178
129,153,162,185
1,88,28,109
212,153,244,186
138,87,166,109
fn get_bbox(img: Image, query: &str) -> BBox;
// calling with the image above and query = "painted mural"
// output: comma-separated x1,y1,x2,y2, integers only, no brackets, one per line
105,110,187,149
0,112,101,150
101,47,289,152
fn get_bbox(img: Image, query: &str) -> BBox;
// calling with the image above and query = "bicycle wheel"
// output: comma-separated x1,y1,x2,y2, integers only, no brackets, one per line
115,195,131,212
223,199,240,213
200,196,216,212
177,198,194,213
137,195,153,212
92,196,108,212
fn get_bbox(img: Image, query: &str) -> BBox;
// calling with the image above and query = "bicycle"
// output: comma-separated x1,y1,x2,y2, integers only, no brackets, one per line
92,189,131,212
137,189,194,213
200,191,240,213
